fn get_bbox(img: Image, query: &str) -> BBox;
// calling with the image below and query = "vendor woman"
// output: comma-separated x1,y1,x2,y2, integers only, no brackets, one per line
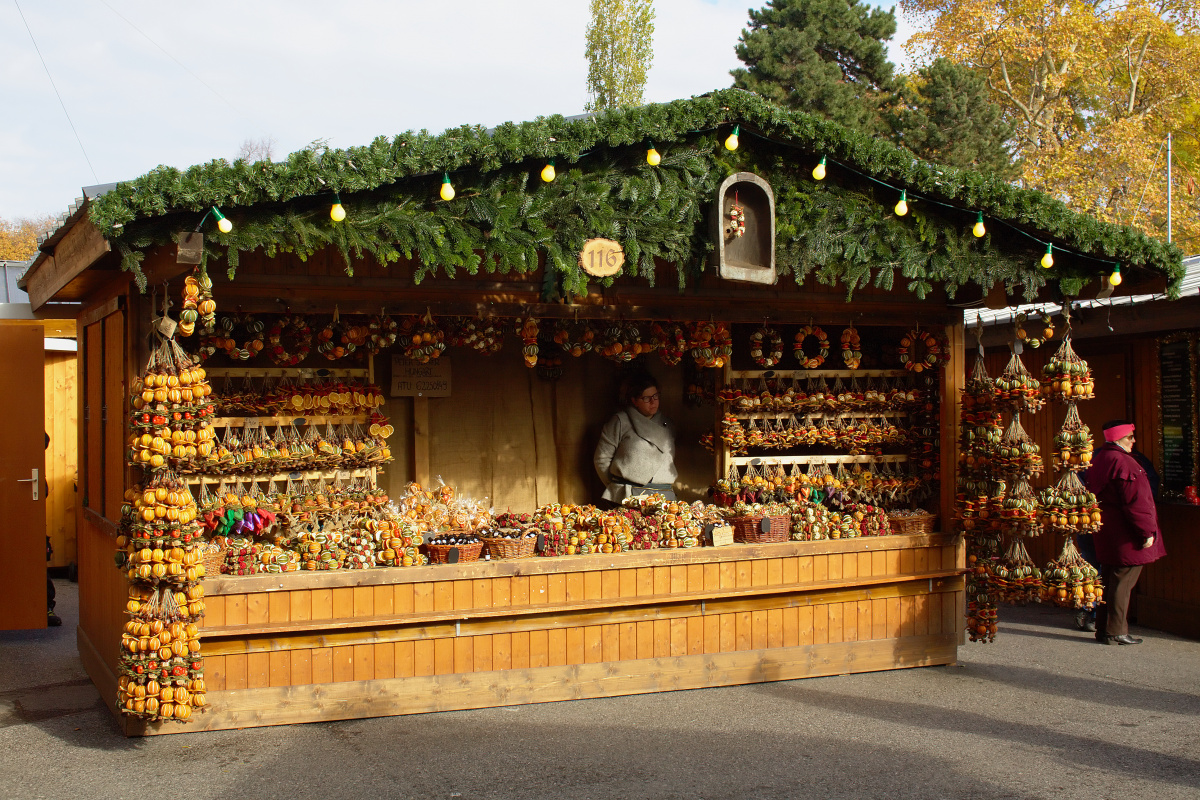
594,374,678,506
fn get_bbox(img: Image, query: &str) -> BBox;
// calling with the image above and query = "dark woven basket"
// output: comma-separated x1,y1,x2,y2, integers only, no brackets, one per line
481,536,537,560
424,541,484,564
730,514,790,543
887,513,938,536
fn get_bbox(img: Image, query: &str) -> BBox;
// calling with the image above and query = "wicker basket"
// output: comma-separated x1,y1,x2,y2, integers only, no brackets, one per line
730,514,790,544
424,541,484,564
887,513,938,536
201,544,226,577
481,535,537,560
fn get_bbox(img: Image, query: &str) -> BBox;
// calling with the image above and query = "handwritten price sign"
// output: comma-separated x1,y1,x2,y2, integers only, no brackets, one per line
579,238,625,277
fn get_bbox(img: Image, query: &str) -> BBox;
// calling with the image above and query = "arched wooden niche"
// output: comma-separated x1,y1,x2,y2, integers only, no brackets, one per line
711,171,775,285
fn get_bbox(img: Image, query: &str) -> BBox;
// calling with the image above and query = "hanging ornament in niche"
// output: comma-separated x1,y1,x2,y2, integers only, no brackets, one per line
726,192,746,240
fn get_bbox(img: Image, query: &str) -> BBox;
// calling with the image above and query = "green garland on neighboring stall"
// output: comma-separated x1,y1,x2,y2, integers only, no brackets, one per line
90,88,1184,300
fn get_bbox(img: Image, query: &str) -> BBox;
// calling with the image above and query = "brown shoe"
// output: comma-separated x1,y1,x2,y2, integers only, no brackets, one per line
1105,634,1143,645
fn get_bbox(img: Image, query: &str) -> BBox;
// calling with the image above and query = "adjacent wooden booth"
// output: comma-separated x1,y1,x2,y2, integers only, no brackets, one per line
20,90,1183,733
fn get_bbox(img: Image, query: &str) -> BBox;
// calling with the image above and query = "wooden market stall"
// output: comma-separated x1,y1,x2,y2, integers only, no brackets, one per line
19,89,1184,733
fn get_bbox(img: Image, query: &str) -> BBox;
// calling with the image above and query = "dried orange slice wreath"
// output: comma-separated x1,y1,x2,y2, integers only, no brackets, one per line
899,328,944,373
793,325,829,368
750,326,783,367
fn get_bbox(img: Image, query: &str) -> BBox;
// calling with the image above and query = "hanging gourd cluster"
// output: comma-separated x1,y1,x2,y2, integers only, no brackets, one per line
115,336,215,723
959,314,1103,644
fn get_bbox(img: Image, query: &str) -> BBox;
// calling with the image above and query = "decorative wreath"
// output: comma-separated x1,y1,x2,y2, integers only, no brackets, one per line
793,325,830,369
267,316,313,366
651,322,687,366
516,317,539,368
600,322,649,364
841,325,862,369
402,312,445,363
553,319,595,358
316,315,358,361
366,312,398,354
242,315,265,360
211,314,254,361
750,326,784,368
690,321,733,368
899,328,943,373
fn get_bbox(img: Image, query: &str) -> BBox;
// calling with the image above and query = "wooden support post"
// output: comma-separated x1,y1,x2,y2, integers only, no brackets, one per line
413,396,430,487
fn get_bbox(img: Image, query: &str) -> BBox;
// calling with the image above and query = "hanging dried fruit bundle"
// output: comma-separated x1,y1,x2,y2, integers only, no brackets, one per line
959,409,1002,478
128,338,216,472
962,356,995,410
599,322,650,363
116,587,208,721
266,316,313,366
749,326,784,367
650,322,686,366
1042,335,1095,401
317,314,367,361
553,319,595,358
402,312,445,363
366,311,398,354
988,537,1043,604
515,316,539,367
1038,470,1102,535
179,268,216,338
689,321,733,368
793,324,830,368
999,477,1042,537
1053,404,1094,472
995,351,1045,413
1041,536,1103,609
994,416,1043,478
840,325,862,369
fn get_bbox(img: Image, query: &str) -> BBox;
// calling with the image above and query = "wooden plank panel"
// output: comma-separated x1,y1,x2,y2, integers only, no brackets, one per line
373,585,394,617
268,592,290,625
707,563,726,591
872,598,888,640
620,622,637,660
720,562,736,589
670,565,688,594
858,552,872,578
332,588,354,621
584,626,603,663
828,603,843,643
687,616,704,655
102,311,125,520
353,644,375,681
654,619,671,657
511,576,529,606
799,556,814,584
872,551,887,577
735,612,752,651
205,596,226,629
720,613,736,652
798,606,814,645
767,558,783,586
493,633,511,671
886,549,902,576
511,631,530,669
619,569,637,598
751,560,768,588
735,561,752,589
530,630,549,668
637,567,655,596
927,593,942,635
224,654,248,691
782,557,798,585
670,618,687,656
565,572,583,602
637,620,654,659
751,610,768,649
472,579,492,610
858,600,872,639
703,615,721,654
433,638,454,675
453,580,473,611
225,595,247,627
398,584,418,615
548,629,567,667
900,549,916,576
942,591,957,635
269,651,291,687
813,555,829,583
547,574,566,604
491,577,511,608
375,642,395,680
589,570,608,600
814,604,829,644
828,553,843,582
900,596,917,639
411,640,431,677
332,646,355,682
84,322,103,515
782,606,799,647
206,655,227,692
311,589,333,621
914,594,930,637
454,637,474,673
844,601,858,642
473,635,492,672
247,651,271,689
687,564,705,593
353,586,374,618
914,548,929,575
292,650,312,685
434,582,454,612
942,546,956,571
529,575,548,606
246,593,268,626
887,597,902,638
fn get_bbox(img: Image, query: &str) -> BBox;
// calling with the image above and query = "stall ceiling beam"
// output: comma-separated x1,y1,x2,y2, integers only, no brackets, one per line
25,219,111,310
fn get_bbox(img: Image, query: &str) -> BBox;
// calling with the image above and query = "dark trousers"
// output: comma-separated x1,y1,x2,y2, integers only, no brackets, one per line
1097,564,1143,637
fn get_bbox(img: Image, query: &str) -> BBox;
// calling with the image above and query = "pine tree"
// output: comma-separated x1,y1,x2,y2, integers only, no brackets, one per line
731,0,898,136
892,58,1018,179
585,0,656,112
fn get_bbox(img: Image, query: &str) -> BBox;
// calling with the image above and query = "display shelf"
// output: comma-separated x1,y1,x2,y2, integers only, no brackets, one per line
728,454,909,466
731,410,909,419
183,467,377,485
209,415,370,428
204,366,370,379
727,368,911,380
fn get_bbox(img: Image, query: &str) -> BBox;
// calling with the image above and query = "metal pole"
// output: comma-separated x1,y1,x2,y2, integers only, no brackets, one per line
1168,132,1173,244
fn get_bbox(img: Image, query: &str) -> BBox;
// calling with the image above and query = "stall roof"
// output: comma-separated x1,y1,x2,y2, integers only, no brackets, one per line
22,88,1185,309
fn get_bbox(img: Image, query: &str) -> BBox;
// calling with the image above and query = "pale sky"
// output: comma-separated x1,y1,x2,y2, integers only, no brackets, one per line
2,1,914,221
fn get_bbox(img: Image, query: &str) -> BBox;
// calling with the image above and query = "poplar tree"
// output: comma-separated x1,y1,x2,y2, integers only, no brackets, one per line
585,0,656,112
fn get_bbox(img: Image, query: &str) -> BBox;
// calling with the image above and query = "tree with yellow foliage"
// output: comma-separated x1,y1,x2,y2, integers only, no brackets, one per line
902,0,1200,246
0,216,56,262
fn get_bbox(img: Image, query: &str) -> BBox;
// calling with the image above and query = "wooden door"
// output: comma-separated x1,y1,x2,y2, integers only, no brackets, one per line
0,322,48,629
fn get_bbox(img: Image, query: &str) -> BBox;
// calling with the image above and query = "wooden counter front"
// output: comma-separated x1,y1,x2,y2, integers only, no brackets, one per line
86,533,963,735
1136,503,1200,639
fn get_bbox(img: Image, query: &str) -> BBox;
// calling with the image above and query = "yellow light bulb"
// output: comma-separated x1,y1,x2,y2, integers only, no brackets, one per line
894,191,908,216
330,203,346,222
1041,246,1054,269
812,157,826,181
439,174,455,201
972,213,985,238
217,217,232,234
646,147,661,166
724,126,740,151
540,162,556,183
1109,268,1123,286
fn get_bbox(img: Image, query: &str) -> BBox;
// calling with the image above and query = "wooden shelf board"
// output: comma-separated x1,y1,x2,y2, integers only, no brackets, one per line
728,369,911,379
729,454,909,466
210,415,369,427
205,367,370,378
183,467,376,484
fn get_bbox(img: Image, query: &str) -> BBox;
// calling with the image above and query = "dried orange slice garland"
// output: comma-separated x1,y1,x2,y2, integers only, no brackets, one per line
793,325,829,368
898,327,943,373
841,325,862,369
749,326,783,367
267,316,313,366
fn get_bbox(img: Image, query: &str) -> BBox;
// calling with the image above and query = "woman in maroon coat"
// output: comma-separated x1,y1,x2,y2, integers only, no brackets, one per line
1085,420,1168,644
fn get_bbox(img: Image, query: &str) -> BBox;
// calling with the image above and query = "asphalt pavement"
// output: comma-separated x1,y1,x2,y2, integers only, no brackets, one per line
1,579,1197,800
